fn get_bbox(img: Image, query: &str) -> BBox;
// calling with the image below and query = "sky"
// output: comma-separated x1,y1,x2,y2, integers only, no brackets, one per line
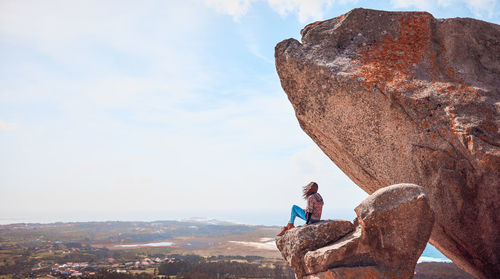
1,0,499,226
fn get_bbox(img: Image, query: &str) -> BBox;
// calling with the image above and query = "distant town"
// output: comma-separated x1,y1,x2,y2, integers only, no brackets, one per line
31,255,175,277
0,220,473,278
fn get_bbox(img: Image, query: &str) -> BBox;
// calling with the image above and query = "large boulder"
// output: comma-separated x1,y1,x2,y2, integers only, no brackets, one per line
276,220,355,277
352,184,435,272
275,8,500,279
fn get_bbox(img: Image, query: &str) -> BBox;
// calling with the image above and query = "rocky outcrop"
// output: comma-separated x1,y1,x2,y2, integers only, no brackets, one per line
276,220,355,277
275,8,500,279
277,184,434,278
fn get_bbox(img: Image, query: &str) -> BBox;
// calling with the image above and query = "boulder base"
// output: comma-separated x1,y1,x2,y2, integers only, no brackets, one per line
276,220,355,278
277,184,434,278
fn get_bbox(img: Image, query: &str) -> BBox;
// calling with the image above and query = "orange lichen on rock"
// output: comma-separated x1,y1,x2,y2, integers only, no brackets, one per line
356,13,479,102
355,12,486,143
357,13,435,93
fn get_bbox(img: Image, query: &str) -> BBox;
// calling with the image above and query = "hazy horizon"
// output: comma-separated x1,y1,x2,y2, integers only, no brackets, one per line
0,207,360,226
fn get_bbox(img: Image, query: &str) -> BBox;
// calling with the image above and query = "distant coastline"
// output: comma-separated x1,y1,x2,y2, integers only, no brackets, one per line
0,218,450,263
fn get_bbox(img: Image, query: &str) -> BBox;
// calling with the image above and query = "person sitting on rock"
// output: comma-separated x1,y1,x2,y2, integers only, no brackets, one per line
277,181,324,236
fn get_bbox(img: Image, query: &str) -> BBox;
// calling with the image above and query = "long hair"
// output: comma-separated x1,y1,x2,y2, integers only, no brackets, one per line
302,182,318,199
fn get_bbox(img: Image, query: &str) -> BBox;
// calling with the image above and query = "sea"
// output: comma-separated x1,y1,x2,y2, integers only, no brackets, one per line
419,244,451,263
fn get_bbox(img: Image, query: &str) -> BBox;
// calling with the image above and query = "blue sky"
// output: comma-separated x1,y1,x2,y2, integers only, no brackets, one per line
1,0,499,226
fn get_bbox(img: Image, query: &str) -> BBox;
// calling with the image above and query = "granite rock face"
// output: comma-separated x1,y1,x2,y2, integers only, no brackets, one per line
276,184,434,278
275,8,500,279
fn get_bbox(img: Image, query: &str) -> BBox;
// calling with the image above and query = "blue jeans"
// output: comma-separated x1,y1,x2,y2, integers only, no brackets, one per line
289,205,306,224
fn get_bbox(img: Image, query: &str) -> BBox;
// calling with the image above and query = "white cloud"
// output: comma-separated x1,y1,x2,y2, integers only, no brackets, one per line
0,0,216,110
203,0,497,23
0,120,16,131
390,0,433,10
203,0,256,20
465,0,497,17
436,0,453,6
391,0,498,18
268,0,336,23
203,0,360,23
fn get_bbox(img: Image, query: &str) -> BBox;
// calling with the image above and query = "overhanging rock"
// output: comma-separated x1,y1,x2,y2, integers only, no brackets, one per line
275,8,500,279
